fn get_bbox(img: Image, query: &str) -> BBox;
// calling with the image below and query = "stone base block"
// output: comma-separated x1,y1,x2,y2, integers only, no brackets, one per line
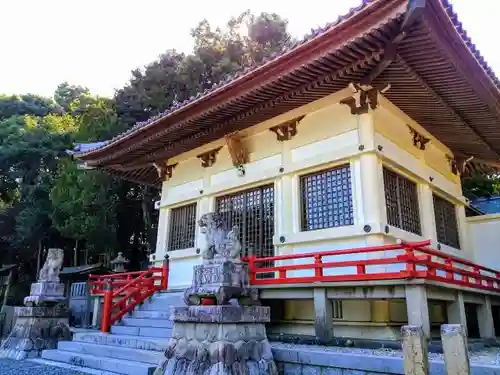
172,305,270,324
0,305,70,360
154,321,277,375
24,282,65,306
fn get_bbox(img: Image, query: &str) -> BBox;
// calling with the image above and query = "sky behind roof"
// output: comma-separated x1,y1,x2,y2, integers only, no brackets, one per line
1,0,498,98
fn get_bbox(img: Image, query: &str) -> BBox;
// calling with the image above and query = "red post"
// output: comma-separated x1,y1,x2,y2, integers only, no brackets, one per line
101,279,112,333
404,247,416,276
247,256,256,284
161,254,170,290
445,259,453,280
314,254,323,279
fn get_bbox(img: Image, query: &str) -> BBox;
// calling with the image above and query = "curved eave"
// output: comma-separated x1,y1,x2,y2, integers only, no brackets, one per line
75,0,407,163
76,0,500,187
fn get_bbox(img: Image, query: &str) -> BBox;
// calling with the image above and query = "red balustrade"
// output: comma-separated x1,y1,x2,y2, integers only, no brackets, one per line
246,240,500,293
89,256,169,332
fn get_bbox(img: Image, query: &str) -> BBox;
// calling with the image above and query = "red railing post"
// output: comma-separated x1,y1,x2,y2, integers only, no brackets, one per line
473,266,481,286
101,279,112,333
161,254,170,290
404,247,416,277
247,255,256,284
314,255,323,280
445,259,454,280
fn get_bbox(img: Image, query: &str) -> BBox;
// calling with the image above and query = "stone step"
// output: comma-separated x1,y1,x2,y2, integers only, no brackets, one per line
121,317,174,328
41,349,157,375
137,301,175,311
111,325,172,338
57,340,164,365
73,331,169,352
29,358,123,375
131,309,171,319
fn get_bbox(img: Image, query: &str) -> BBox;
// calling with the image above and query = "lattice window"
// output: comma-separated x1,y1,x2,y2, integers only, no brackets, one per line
383,168,421,235
300,164,354,232
168,203,197,251
216,185,275,278
433,194,460,249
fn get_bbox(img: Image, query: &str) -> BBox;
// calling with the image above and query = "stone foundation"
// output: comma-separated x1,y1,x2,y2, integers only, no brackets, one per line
155,306,277,375
0,305,70,360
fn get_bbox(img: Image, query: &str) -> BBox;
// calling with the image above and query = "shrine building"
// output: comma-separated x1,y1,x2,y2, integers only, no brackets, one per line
75,0,500,342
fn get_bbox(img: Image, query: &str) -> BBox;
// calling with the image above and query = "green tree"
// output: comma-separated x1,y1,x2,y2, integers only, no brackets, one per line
54,82,90,112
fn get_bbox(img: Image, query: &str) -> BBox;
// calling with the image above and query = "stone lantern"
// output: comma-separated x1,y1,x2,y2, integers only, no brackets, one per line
110,252,129,273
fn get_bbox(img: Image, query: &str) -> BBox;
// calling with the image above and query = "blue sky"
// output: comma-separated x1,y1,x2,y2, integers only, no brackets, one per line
1,0,498,98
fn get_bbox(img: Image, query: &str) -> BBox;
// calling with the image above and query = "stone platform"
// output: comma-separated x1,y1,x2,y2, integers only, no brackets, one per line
24,282,65,306
155,305,277,375
0,305,70,360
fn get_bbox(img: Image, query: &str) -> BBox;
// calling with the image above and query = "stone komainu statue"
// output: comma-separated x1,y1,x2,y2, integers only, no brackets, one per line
38,248,64,283
198,212,242,262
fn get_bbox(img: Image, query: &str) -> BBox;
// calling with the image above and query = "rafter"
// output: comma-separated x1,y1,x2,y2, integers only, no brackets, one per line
382,55,500,159
361,0,426,85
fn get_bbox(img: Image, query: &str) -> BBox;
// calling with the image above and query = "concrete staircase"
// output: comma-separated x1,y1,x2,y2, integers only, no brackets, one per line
31,291,183,375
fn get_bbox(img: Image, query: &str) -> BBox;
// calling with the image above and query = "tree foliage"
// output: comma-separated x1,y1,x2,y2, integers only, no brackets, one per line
0,11,293,276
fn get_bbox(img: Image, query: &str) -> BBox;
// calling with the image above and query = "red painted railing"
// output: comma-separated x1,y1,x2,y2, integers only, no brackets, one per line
89,256,169,332
246,240,500,293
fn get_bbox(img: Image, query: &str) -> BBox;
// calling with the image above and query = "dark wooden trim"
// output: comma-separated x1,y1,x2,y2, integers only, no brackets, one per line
197,147,222,168
340,86,379,115
408,125,430,150
225,134,248,166
269,115,304,142
153,162,177,180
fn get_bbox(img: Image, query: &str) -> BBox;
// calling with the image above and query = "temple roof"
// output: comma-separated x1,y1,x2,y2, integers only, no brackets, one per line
75,0,500,185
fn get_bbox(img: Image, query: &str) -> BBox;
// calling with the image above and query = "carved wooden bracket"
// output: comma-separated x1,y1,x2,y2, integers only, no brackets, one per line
447,155,474,175
269,115,304,142
197,147,222,168
225,134,248,167
340,87,379,115
407,125,430,150
153,162,178,180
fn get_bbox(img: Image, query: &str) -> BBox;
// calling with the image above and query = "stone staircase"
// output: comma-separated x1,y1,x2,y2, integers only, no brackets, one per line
30,291,183,375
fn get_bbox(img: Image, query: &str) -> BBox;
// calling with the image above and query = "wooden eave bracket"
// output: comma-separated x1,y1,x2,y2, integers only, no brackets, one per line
269,115,305,142
153,161,178,180
407,125,430,150
225,133,248,167
197,147,222,168
340,86,379,115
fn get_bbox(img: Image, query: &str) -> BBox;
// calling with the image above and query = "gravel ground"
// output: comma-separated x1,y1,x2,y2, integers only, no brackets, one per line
0,359,89,375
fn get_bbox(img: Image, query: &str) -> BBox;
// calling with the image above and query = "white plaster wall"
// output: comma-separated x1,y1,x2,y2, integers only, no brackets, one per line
468,214,500,271
154,89,472,291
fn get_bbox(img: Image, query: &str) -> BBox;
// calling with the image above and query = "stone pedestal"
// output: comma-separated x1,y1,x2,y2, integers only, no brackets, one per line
0,249,70,360
24,282,65,306
155,305,276,375
0,305,70,359
155,212,278,374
